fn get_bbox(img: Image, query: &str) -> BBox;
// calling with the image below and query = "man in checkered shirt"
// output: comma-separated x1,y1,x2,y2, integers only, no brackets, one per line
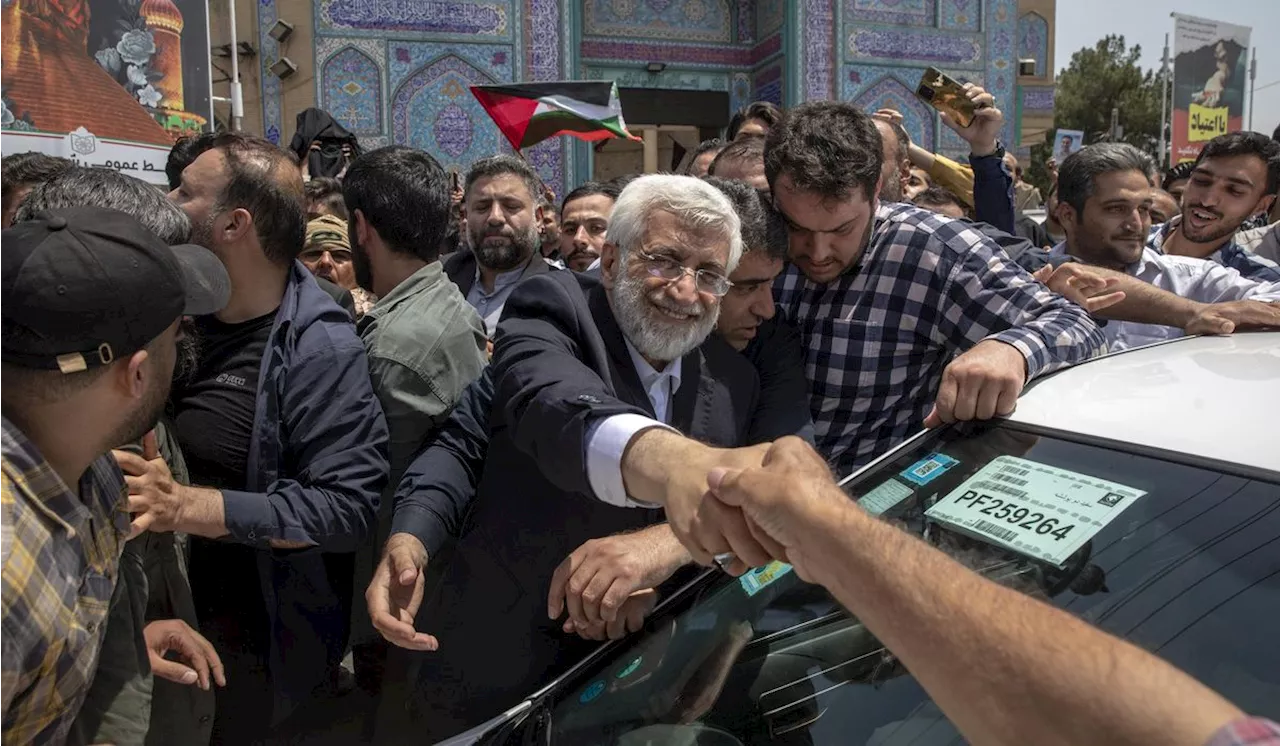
765,98,1106,472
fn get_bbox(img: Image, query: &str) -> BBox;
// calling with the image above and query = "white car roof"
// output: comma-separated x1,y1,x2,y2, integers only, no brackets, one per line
1009,332,1280,475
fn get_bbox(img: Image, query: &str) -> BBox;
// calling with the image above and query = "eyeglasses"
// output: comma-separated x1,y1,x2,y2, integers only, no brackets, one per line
636,251,733,297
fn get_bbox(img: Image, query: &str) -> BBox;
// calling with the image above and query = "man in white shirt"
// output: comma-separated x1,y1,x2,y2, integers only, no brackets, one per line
1050,143,1280,350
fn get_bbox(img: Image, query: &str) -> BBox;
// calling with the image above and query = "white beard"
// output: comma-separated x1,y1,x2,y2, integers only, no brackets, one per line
611,269,719,363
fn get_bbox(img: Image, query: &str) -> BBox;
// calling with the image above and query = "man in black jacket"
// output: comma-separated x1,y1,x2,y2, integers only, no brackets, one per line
368,175,785,742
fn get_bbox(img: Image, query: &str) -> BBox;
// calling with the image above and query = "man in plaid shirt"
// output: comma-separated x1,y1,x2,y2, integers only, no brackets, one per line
1,208,227,744
765,98,1105,472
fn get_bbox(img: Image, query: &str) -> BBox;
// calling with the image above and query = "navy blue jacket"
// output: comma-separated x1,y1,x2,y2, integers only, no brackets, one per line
223,262,389,722
969,149,1016,235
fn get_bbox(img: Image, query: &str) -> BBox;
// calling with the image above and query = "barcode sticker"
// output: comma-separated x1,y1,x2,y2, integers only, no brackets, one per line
971,519,1019,542
899,453,959,486
972,481,1029,500
925,455,1145,567
991,472,1028,487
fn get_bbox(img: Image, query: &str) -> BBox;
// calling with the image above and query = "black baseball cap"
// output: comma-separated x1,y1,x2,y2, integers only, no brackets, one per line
2,206,230,373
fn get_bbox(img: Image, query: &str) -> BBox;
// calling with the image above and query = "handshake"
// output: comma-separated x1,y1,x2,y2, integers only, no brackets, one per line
620,431,852,583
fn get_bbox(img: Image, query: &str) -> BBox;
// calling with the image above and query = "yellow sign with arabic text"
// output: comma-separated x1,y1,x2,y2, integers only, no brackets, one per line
1188,103,1230,143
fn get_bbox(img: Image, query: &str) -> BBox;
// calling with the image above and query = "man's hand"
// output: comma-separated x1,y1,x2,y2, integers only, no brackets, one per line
113,431,183,537
143,619,226,691
366,533,437,651
940,83,1002,157
1185,300,1280,336
622,431,774,572
924,339,1026,428
871,108,905,127
570,589,658,641
705,438,848,582
1032,263,1127,315
548,524,690,632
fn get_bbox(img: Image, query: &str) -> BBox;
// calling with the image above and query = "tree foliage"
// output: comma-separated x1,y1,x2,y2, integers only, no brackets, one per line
1026,35,1170,195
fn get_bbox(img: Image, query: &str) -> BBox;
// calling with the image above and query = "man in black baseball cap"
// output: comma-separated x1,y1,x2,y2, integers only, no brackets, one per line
0,206,229,745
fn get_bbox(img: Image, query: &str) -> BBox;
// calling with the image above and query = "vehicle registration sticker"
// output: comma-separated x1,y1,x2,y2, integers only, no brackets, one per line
740,561,793,596
924,455,1145,567
857,478,914,516
900,452,959,486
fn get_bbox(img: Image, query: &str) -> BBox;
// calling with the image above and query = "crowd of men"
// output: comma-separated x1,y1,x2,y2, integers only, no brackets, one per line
2,84,1279,746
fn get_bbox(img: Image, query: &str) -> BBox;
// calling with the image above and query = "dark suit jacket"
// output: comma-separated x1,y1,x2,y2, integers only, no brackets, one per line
441,247,553,297
381,271,761,742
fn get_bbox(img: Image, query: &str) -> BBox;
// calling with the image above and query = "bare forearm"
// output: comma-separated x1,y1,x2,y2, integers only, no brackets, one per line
174,485,229,539
645,523,694,578
1086,266,1202,328
810,499,1240,746
908,142,937,171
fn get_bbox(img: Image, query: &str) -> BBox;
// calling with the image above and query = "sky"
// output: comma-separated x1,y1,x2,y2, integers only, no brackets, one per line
1054,0,1280,136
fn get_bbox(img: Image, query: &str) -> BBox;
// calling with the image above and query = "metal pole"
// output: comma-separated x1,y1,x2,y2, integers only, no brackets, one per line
1159,33,1170,168
228,0,244,131
1248,47,1257,131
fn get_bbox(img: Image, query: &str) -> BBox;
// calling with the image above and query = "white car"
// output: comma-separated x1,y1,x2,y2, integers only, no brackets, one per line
441,332,1280,745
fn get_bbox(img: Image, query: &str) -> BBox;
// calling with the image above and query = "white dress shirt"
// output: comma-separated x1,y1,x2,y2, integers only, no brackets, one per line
584,341,683,508
1051,243,1280,350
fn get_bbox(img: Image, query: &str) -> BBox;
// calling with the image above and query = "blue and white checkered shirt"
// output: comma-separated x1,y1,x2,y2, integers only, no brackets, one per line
1148,217,1280,282
776,204,1106,473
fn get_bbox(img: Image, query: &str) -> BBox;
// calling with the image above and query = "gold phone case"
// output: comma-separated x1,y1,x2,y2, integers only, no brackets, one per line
916,67,975,128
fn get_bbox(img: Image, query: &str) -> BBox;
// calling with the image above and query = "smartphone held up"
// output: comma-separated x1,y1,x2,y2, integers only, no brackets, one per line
916,67,980,128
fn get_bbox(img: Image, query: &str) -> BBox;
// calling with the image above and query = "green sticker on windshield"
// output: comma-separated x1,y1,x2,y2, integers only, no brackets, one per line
616,656,643,679
739,561,792,596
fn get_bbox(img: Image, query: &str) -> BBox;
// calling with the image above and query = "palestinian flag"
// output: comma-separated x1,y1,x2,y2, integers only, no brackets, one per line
470,81,641,151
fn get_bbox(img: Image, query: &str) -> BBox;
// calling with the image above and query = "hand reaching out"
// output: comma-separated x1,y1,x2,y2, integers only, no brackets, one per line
366,533,437,651
144,619,226,691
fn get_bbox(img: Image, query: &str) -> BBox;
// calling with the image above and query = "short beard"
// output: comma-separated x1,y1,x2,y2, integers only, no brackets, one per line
611,268,719,364
189,211,218,250
472,223,540,272
1181,209,1238,245
879,164,903,203
110,368,171,447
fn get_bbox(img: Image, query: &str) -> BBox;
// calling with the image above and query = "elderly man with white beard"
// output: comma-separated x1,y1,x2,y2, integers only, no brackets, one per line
368,175,786,744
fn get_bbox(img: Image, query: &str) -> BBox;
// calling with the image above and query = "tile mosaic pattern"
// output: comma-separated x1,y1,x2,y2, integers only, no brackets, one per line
259,0,283,144
756,0,785,36
1017,11,1048,79
580,39,756,67
1021,84,1055,112
583,0,733,43
753,61,783,105
317,0,513,39
984,0,1016,147
320,46,384,135
845,0,936,28
847,28,984,67
737,0,756,43
843,65,936,152
940,0,981,31
524,0,565,193
390,55,503,170
804,0,836,101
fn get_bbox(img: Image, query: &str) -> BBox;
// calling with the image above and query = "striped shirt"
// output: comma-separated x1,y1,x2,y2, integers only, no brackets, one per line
2,416,130,746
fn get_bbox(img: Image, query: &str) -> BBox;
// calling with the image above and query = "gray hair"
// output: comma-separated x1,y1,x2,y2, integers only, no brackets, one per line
464,154,542,205
1057,143,1156,216
607,174,743,272
16,167,191,244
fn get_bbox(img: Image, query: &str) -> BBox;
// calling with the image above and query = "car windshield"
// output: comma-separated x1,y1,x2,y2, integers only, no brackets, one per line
530,421,1280,746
